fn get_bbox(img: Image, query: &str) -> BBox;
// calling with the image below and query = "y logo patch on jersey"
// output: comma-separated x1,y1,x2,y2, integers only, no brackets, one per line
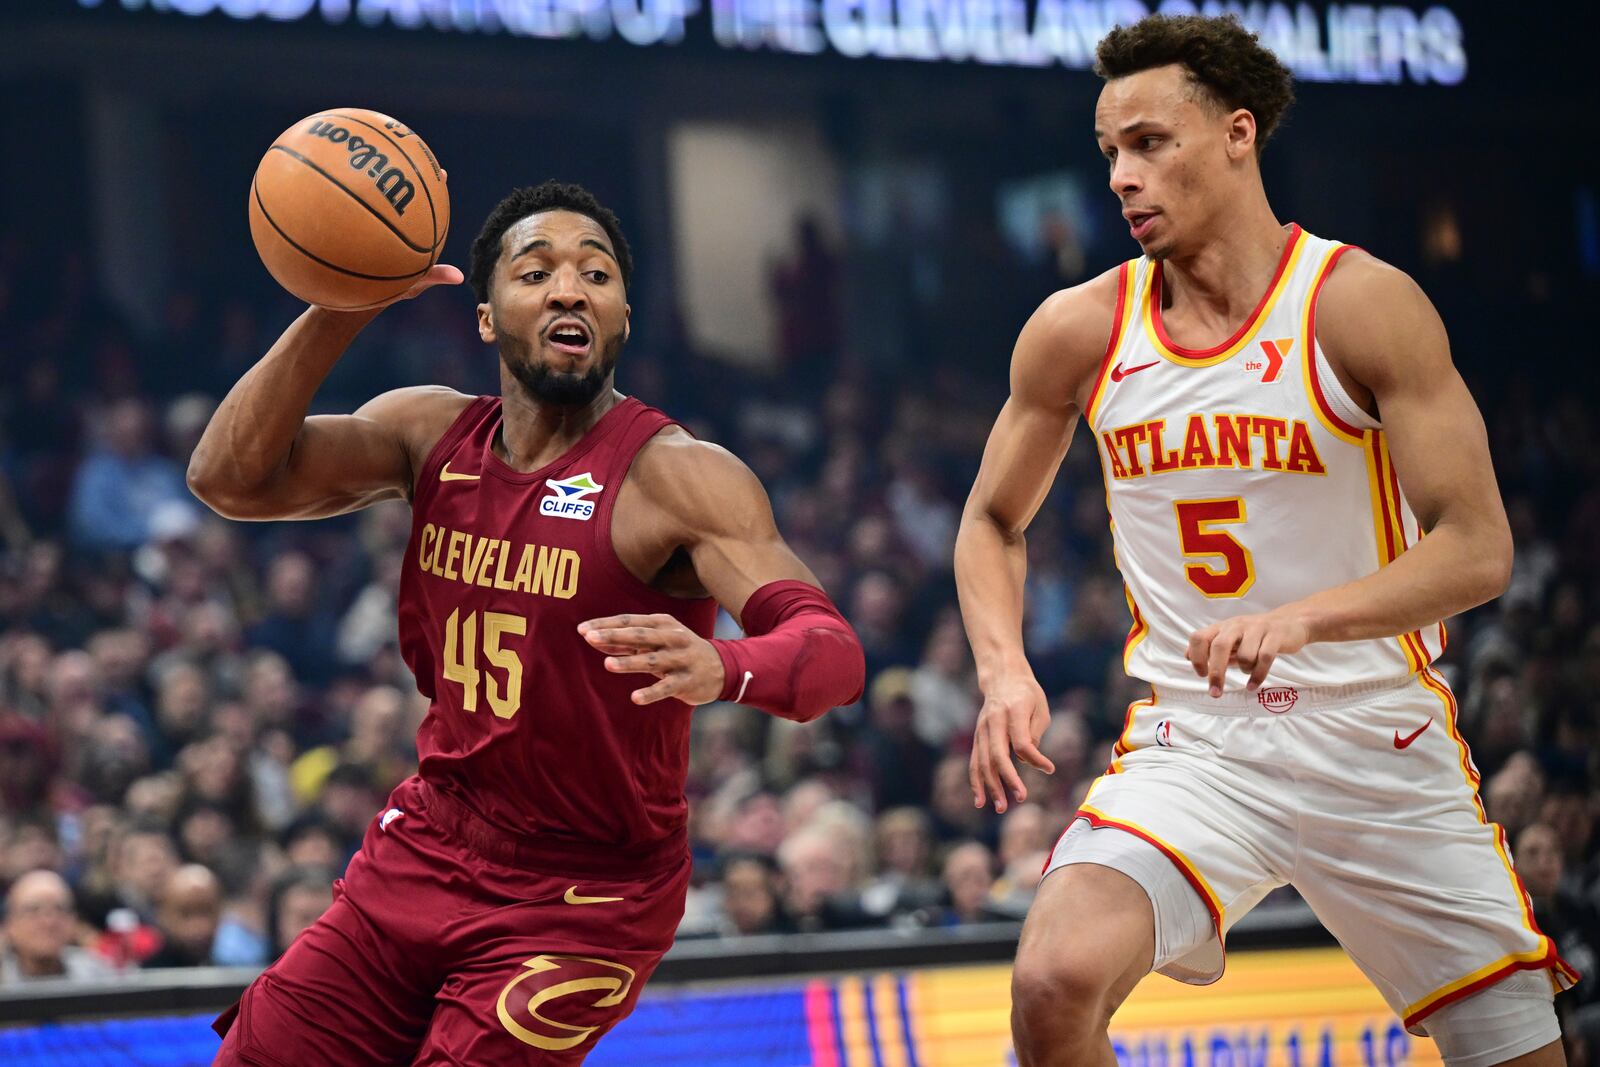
540,473,604,521
1243,338,1293,384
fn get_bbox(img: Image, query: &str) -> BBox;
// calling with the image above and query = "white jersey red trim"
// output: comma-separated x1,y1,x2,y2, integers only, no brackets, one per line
1087,225,1443,691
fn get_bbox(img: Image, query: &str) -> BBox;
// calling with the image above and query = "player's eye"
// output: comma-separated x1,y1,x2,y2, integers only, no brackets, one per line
1139,136,1162,150
586,270,610,284
1103,148,1117,164
521,271,547,283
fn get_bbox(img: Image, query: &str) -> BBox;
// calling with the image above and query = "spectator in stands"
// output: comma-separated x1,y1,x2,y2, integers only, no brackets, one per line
857,668,938,811
935,841,1003,926
67,397,195,552
247,551,339,687
715,853,791,938
858,808,941,923
1,870,114,984
1485,751,1546,842
142,864,222,969
267,866,335,961
776,826,856,933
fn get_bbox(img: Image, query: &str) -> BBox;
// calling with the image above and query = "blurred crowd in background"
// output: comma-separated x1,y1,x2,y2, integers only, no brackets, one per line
0,213,1597,1043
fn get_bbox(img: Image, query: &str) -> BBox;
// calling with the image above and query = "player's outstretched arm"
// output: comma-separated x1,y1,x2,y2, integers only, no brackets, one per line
187,266,466,521
956,272,1119,812
578,434,864,721
1186,252,1513,694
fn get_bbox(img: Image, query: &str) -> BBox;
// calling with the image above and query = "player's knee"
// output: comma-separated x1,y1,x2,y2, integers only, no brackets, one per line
1422,970,1561,1067
1011,944,1118,1038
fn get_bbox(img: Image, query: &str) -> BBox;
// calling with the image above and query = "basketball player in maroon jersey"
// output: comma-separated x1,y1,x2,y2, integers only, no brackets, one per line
188,180,865,1065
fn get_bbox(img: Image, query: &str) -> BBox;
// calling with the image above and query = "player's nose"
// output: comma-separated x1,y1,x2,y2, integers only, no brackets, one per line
544,264,587,310
1109,157,1142,197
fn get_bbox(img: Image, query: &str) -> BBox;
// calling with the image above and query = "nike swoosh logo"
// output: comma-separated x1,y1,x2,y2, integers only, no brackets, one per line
440,462,480,482
564,886,624,906
1394,720,1432,749
1109,360,1159,382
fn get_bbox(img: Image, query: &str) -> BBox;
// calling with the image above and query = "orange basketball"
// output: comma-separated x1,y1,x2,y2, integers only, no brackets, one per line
248,108,450,311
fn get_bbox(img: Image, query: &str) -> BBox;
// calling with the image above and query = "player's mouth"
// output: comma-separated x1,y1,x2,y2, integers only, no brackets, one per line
1124,209,1159,241
544,318,593,357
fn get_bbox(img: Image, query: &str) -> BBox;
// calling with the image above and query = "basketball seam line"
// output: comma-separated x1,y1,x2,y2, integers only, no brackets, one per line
320,111,441,249
266,145,434,258
252,179,431,285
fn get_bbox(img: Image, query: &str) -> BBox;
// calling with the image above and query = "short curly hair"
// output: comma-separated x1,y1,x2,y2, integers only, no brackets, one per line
1095,14,1295,154
468,180,634,303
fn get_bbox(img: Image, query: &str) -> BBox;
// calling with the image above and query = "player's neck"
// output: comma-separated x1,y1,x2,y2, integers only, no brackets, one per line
1159,198,1287,324
496,384,622,472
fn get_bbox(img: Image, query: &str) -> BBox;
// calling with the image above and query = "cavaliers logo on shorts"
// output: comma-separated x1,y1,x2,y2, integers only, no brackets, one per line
494,954,638,1051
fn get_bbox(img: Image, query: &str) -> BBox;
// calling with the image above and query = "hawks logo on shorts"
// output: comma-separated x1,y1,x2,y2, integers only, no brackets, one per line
495,954,637,1051
1257,687,1298,714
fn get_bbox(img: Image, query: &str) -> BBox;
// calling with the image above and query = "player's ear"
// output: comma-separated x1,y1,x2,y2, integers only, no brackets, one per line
623,304,631,345
1225,108,1257,162
477,301,496,343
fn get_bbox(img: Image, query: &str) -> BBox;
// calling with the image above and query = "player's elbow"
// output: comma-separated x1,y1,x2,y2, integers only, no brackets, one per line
1477,529,1515,604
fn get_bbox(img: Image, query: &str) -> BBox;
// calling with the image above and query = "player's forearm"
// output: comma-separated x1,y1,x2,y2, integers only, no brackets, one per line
955,510,1033,689
1284,519,1512,645
187,306,379,503
712,581,864,722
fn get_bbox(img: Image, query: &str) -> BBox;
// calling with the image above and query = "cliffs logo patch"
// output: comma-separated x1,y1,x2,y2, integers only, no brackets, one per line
540,473,604,521
1257,686,1299,714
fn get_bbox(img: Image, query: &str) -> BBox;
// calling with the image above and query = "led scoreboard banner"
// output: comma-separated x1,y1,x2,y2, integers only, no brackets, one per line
75,0,1468,84
0,947,1444,1065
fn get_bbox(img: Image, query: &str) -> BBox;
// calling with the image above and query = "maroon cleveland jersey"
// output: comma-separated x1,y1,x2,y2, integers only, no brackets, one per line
397,395,717,850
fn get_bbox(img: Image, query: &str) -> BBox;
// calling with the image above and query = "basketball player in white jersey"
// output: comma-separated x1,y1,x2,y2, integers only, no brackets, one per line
955,14,1575,1067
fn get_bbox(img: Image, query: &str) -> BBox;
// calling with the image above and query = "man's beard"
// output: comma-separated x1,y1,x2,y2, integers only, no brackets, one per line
499,329,625,407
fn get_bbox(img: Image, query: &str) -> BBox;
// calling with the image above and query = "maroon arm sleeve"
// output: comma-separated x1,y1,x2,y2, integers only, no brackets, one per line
709,580,865,723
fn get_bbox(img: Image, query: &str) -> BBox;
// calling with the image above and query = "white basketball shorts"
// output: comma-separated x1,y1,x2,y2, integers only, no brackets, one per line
1044,669,1578,1036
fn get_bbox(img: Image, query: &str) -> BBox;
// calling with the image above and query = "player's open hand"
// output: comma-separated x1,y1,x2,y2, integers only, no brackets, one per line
1186,609,1311,697
578,614,726,706
970,673,1056,814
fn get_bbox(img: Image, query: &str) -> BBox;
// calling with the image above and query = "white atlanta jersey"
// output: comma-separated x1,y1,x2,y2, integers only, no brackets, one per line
1085,224,1445,692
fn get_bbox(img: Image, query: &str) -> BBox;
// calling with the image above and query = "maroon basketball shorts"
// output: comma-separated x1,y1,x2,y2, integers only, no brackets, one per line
213,776,690,1066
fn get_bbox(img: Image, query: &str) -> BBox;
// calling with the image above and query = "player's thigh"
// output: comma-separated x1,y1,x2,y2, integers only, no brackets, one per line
412,854,691,1067
1015,859,1155,1014
215,778,460,1066
213,888,437,1067
1058,750,1293,984
1294,690,1576,1036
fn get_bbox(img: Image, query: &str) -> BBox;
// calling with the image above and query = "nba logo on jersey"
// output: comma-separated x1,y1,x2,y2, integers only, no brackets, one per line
540,473,604,521
1257,686,1299,714
1155,720,1174,747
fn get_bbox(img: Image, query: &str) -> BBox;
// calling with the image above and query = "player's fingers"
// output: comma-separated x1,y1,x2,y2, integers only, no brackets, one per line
1187,626,1216,677
987,709,1024,811
1246,634,1280,691
603,651,673,676
1206,626,1241,697
583,626,671,650
578,614,639,634
1012,714,1056,775
1231,625,1265,672
631,677,682,705
969,732,990,809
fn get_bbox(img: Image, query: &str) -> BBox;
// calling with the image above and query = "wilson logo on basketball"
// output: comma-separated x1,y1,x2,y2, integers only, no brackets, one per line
305,120,416,216
1257,686,1299,714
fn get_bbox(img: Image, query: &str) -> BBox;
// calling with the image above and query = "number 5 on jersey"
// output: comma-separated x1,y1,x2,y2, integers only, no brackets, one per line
443,607,528,718
1173,498,1255,598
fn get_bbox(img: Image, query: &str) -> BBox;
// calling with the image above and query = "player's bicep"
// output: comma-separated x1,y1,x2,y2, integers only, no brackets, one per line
227,387,447,521
664,444,820,622
1322,260,1508,543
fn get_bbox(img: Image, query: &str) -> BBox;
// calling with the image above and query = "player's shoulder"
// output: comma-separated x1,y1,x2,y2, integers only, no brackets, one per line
1011,263,1128,406
354,385,478,466
629,428,768,530
1316,247,1436,334
1315,247,1448,380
